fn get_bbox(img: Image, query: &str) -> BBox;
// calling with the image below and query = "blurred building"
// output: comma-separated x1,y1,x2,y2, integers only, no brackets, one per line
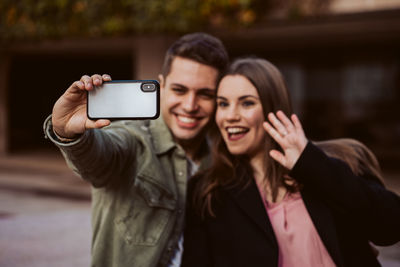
0,0,399,170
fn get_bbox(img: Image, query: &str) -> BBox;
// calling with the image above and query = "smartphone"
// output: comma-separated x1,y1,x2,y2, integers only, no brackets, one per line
87,80,160,120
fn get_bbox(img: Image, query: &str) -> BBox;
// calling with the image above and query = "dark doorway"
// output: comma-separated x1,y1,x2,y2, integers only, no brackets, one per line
8,53,133,152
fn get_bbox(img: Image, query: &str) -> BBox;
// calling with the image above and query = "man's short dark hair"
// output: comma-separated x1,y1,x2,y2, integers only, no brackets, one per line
161,32,229,78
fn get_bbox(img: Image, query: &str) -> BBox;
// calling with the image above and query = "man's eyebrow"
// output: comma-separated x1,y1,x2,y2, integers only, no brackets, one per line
170,84,216,92
170,83,188,89
197,88,216,94
216,96,227,100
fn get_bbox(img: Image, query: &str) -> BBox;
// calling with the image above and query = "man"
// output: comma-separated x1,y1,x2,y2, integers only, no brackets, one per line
43,33,229,267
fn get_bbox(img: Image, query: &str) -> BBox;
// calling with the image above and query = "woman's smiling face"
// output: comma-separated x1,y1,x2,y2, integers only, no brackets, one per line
216,74,267,158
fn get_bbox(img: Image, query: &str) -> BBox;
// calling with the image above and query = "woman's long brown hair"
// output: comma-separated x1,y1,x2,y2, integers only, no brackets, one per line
314,138,384,185
192,57,297,218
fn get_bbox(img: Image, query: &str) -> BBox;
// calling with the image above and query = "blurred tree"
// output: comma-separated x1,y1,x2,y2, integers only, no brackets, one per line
0,0,331,41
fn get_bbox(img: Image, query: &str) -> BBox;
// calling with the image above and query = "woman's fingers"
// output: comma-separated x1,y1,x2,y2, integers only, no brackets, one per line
276,111,294,132
263,121,284,144
264,122,289,168
264,112,307,170
291,114,303,132
291,114,308,152
267,112,288,136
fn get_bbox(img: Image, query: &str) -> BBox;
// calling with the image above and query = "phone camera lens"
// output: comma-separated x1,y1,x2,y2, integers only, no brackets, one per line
141,83,156,92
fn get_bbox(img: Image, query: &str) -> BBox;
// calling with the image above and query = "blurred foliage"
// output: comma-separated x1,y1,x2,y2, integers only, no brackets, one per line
0,0,331,41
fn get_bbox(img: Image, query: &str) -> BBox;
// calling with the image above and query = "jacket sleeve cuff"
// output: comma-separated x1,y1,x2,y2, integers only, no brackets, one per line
43,115,85,147
289,141,331,184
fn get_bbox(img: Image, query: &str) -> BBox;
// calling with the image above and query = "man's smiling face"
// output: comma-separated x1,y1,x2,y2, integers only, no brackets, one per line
159,56,219,144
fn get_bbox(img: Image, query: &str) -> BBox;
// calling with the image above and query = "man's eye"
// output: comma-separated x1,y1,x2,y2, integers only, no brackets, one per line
199,93,215,100
172,88,185,94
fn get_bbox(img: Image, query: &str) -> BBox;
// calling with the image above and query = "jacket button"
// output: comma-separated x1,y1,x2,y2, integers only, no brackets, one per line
178,171,183,176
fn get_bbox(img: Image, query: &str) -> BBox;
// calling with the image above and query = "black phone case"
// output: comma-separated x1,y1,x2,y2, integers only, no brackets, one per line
87,80,160,120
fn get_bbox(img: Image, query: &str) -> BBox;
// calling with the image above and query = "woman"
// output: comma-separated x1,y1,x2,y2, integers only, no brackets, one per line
182,57,400,267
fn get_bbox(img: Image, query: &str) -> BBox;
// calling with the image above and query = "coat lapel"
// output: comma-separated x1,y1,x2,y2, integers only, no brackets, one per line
228,180,278,244
302,190,344,267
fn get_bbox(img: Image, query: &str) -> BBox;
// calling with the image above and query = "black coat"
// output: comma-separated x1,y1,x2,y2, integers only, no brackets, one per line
182,143,400,267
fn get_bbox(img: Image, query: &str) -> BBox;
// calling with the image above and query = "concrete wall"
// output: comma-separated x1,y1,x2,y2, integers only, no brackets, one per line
134,36,173,80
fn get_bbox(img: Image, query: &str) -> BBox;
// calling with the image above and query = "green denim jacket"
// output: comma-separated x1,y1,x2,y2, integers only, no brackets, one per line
44,116,209,267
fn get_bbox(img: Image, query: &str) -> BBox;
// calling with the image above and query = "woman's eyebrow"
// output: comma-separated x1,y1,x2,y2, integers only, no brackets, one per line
216,95,259,101
238,95,259,100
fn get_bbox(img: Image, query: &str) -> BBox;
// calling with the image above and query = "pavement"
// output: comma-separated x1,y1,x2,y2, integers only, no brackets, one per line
0,151,90,200
0,150,399,267
0,151,92,267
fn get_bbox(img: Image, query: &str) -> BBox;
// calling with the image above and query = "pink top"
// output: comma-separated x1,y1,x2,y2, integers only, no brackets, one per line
259,188,336,267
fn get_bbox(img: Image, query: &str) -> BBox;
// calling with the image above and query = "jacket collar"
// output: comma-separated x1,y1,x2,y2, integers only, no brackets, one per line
149,116,211,167
149,116,177,155
228,179,278,245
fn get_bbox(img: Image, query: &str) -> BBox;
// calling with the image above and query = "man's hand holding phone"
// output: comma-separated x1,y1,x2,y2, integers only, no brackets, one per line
52,74,112,139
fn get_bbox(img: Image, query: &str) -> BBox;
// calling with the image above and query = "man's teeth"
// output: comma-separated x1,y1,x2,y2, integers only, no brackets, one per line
178,116,196,123
227,127,248,134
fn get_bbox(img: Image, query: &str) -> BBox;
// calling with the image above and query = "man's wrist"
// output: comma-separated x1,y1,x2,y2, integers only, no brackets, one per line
53,129,79,143
43,115,83,146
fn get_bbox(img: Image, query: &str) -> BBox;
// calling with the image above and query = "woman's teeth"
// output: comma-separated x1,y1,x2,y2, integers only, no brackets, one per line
226,127,249,134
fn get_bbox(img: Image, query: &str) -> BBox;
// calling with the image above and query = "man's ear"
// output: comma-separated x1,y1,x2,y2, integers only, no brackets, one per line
158,74,165,90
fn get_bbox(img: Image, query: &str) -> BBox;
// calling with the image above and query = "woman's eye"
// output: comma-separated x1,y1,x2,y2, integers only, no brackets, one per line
242,101,255,107
217,101,228,107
